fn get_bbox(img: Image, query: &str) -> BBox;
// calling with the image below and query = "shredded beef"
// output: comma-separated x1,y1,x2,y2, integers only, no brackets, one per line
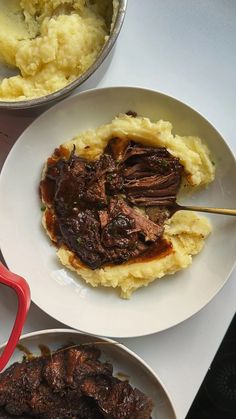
121,145,183,206
81,375,153,419
40,137,183,269
110,199,164,241
145,206,171,224
128,196,177,206
59,209,106,269
55,156,89,217
84,154,115,206
104,137,130,162
101,213,138,249
0,346,153,418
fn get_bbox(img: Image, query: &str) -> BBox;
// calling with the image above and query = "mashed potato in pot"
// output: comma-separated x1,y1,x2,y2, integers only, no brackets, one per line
0,0,116,100
40,114,215,298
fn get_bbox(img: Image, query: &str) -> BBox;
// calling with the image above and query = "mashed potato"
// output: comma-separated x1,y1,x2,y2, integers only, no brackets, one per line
57,211,211,298
42,114,215,298
0,0,115,100
60,113,215,187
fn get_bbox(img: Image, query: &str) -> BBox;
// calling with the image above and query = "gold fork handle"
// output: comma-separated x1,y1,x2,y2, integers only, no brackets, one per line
178,205,236,216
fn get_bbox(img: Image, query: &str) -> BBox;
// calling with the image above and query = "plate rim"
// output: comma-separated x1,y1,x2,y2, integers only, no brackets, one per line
0,327,177,419
0,85,236,338
1,84,235,172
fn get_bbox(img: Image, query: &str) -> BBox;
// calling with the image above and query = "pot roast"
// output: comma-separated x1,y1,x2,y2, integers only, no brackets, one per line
0,345,153,418
40,137,183,269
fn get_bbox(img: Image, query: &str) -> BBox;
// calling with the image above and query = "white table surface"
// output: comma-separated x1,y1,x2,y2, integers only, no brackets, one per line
0,1,235,418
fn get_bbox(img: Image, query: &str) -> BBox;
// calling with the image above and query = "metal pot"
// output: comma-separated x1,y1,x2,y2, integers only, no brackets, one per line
0,0,127,110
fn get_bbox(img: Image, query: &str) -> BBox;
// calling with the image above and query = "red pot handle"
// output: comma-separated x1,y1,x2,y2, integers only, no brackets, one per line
0,263,31,371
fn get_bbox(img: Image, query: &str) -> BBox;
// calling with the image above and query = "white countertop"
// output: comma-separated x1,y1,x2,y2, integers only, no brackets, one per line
0,1,235,418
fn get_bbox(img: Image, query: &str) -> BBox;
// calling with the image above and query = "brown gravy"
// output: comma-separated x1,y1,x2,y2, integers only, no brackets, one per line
68,237,172,269
41,168,173,267
40,178,55,206
44,208,61,243
128,238,173,264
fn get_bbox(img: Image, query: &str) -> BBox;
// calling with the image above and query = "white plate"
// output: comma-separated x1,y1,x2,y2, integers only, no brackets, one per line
0,328,176,419
0,87,236,337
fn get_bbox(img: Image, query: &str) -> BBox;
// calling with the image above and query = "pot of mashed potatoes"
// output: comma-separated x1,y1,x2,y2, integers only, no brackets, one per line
40,113,215,298
0,0,121,104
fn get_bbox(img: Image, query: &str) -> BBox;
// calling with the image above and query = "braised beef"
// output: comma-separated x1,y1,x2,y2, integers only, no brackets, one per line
39,158,64,206
40,153,89,217
128,196,177,206
146,206,170,224
105,171,124,195
59,209,107,269
84,154,115,206
99,210,109,228
110,199,164,241
54,156,89,217
104,137,130,161
0,358,44,416
81,375,153,419
124,172,179,192
58,201,160,267
40,137,183,269
123,162,156,179
0,408,31,418
101,213,138,249
0,346,153,418
122,145,154,162
122,145,183,207
43,351,66,392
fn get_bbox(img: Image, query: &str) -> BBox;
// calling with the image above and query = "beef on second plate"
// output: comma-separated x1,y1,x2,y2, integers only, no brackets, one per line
0,345,153,419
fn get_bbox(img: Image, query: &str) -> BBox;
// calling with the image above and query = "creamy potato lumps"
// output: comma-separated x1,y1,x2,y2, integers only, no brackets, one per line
0,0,114,100
41,114,215,298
